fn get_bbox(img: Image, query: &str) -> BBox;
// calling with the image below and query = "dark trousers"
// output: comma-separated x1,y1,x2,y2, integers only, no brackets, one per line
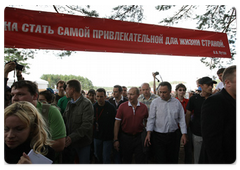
184,128,193,163
120,132,146,164
176,128,193,164
62,145,91,164
153,130,179,164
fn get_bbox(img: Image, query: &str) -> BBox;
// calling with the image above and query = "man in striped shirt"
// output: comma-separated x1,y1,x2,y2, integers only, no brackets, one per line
138,83,159,112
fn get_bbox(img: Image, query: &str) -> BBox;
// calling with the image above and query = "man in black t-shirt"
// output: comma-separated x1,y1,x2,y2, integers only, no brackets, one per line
186,77,216,164
93,88,116,164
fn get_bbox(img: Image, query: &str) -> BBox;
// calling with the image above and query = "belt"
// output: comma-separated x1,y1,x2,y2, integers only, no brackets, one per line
122,131,142,137
153,130,178,136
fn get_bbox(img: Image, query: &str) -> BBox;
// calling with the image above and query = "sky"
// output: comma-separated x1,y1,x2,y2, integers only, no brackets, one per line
5,4,237,92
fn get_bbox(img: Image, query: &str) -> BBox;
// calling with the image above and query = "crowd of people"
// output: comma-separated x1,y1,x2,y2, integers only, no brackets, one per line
4,61,236,164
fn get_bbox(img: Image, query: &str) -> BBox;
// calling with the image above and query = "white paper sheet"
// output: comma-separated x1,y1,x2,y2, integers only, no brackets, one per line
27,149,53,164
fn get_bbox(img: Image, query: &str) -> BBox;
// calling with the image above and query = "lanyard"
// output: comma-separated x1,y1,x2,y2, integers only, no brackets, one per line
96,107,104,122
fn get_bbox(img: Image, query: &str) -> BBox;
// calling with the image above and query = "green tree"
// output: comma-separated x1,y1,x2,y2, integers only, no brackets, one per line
40,74,94,90
6,5,236,71
155,5,236,70
53,5,99,17
4,48,35,74
109,5,144,22
169,81,187,85
4,5,99,67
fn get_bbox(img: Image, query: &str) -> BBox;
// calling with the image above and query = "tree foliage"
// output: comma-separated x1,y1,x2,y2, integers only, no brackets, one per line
156,5,236,70
4,5,99,70
53,5,99,17
5,5,236,71
40,74,94,90
109,5,144,22
157,5,196,24
4,48,35,74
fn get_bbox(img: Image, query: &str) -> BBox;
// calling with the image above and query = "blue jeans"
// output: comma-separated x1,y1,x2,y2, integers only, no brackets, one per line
75,145,91,164
94,139,113,163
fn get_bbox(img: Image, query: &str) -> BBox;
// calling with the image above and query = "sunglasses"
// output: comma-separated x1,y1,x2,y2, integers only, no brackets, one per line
178,89,186,92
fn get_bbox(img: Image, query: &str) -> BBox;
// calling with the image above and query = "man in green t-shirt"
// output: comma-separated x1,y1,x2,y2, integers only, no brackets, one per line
11,80,66,152
57,94,71,115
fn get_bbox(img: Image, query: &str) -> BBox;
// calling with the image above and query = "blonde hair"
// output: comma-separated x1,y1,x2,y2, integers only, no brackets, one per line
4,101,52,155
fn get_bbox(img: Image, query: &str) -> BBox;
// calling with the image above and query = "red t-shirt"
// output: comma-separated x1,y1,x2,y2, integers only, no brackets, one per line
176,97,189,114
116,101,148,134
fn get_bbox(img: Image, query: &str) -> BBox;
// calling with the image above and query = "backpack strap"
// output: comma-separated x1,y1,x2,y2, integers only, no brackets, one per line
42,103,51,126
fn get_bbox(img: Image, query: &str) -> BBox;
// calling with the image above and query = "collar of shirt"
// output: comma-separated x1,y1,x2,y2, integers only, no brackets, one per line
140,93,157,100
70,96,81,104
113,95,123,101
128,101,140,115
128,101,141,107
143,94,150,100
160,96,172,102
176,97,188,103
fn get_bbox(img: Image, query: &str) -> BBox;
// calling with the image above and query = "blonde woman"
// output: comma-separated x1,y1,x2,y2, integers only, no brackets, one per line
4,101,54,164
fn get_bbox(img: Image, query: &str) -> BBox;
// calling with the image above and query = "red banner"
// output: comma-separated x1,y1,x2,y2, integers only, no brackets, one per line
5,7,231,58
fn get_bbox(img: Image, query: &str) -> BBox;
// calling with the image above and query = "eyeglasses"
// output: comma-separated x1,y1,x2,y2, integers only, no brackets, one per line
178,89,186,92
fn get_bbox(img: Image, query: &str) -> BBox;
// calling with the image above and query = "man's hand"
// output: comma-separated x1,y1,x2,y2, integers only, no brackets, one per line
4,61,16,78
144,131,151,147
181,134,188,146
17,152,32,164
152,72,156,78
114,141,120,151
65,136,72,147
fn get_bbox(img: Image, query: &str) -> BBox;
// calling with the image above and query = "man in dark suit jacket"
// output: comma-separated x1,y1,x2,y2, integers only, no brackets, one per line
200,65,236,164
109,85,128,110
108,85,128,163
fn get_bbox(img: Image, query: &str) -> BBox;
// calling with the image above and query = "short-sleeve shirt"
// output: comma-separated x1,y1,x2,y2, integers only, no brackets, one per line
186,94,206,136
176,97,189,114
115,101,148,134
57,96,71,115
37,102,66,140
138,93,159,111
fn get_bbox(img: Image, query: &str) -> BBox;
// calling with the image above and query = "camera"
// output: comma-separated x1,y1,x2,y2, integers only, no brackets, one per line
6,60,25,71
154,71,159,75
14,60,24,71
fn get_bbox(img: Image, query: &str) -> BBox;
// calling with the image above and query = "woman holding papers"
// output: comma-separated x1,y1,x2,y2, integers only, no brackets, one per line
4,101,54,164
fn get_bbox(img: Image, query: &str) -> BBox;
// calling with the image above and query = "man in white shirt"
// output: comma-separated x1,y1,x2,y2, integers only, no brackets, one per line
144,81,187,163
213,68,225,94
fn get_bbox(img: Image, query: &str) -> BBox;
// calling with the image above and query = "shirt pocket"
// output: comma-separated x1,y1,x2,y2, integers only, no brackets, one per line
73,111,83,124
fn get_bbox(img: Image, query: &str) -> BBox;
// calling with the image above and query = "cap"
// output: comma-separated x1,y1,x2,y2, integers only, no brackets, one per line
46,87,54,94
87,89,96,95
198,77,217,85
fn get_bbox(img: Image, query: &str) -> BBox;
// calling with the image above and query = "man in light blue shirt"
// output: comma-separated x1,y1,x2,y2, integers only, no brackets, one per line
144,81,187,163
